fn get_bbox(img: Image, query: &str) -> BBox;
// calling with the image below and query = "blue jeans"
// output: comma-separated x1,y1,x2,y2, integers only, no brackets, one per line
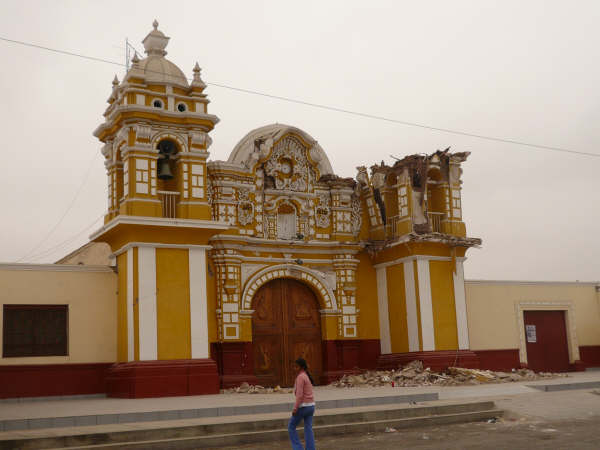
288,405,315,450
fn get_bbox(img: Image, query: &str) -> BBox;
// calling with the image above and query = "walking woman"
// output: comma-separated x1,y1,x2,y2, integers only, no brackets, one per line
288,357,316,450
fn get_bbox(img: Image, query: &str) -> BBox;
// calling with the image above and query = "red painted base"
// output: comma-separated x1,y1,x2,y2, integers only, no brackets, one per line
106,359,219,398
377,350,480,372
211,342,259,389
211,340,381,387
0,363,111,399
474,349,521,372
580,345,600,368
321,339,380,384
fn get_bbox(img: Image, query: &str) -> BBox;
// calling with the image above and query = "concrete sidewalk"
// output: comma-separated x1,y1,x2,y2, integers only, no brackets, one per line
0,370,598,423
0,371,598,447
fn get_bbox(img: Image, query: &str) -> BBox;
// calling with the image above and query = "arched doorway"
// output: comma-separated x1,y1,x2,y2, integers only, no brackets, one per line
252,278,322,387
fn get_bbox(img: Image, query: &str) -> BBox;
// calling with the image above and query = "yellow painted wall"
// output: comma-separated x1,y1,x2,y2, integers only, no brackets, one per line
386,264,408,352
429,260,458,350
465,281,600,350
355,252,379,339
116,253,128,362
156,249,191,360
0,265,117,364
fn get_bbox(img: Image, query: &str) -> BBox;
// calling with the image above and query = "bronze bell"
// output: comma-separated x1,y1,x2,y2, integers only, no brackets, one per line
157,158,173,180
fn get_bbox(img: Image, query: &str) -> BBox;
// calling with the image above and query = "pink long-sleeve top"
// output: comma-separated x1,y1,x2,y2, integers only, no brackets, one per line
293,370,315,410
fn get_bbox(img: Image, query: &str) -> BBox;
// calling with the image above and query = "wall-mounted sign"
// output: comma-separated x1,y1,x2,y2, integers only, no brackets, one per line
525,324,537,343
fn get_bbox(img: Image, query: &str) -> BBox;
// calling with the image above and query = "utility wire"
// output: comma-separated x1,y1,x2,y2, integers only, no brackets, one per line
28,213,105,262
1,35,599,159
16,152,100,262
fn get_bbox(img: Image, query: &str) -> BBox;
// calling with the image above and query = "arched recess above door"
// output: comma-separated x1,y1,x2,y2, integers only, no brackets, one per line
241,264,338,313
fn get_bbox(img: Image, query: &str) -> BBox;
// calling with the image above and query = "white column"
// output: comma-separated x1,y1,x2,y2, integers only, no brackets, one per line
403,261,420,352
189,248,209,359
138,246,158,360
416,259,435,351
376,266,392,354
453,260,470,350
126,248,134,361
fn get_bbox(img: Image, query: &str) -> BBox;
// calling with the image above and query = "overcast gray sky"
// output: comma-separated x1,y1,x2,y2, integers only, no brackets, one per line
1,0,598,281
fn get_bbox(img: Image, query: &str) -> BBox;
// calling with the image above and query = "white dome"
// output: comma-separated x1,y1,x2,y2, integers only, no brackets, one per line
125,20,189,89
136,55,188,89
228,123,334,176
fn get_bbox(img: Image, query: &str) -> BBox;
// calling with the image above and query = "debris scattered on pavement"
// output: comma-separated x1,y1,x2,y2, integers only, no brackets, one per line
330,360,565,388
221,382,293,394
219,360,566,393
384,427,397,433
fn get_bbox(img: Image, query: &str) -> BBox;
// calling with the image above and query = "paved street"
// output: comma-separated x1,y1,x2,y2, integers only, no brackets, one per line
224,417,600,450
220,389,600,450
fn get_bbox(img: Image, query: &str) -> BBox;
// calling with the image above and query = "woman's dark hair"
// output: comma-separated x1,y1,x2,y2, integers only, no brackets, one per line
295,357,316,385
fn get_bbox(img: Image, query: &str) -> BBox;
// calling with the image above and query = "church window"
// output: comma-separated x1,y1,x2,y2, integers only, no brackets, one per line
177,102,187,112
153,99,163,108
277,203,297,239
3,305,68,357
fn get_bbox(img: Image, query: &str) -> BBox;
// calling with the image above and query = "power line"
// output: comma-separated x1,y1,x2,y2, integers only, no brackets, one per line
28,213,105,262
1,35,598,158
3,35,600,159
16,152,100,262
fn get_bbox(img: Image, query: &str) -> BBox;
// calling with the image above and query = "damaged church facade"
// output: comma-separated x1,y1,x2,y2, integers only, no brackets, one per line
1,23,598,399
89,22,482,395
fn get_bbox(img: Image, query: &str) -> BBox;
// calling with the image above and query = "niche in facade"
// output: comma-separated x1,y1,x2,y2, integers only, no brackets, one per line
277,203,297,240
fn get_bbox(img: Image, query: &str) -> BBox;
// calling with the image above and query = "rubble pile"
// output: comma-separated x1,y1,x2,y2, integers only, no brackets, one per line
330,360,563,388
222,382,293,394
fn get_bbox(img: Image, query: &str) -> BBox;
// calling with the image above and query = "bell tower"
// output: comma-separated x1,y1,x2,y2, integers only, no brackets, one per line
362,150,483,370
95,20,218,223
91,21,228,398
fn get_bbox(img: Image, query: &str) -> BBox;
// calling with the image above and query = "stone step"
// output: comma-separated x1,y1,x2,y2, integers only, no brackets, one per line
50,410,503,450
0,392,438,432
0,401,501,450
528,381,600,392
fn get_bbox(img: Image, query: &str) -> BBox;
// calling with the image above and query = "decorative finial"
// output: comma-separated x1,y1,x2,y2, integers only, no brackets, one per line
112,75,119,86
131,52,140,64
192,62,206,88
143,20,169,56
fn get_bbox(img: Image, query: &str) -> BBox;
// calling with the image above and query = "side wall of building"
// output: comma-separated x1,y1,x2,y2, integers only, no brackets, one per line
0,265,117,398
465,280,600,370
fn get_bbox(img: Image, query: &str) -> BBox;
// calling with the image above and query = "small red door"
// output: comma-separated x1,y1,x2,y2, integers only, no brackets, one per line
524,310,570,372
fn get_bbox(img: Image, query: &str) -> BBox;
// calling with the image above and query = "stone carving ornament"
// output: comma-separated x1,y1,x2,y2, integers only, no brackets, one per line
315,194,331,228
206,180,213,205
264,136,309,192
237,188,254,225
351,193,362,236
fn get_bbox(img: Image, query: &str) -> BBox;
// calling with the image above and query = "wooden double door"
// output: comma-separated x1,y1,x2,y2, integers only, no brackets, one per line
252,278,322,387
